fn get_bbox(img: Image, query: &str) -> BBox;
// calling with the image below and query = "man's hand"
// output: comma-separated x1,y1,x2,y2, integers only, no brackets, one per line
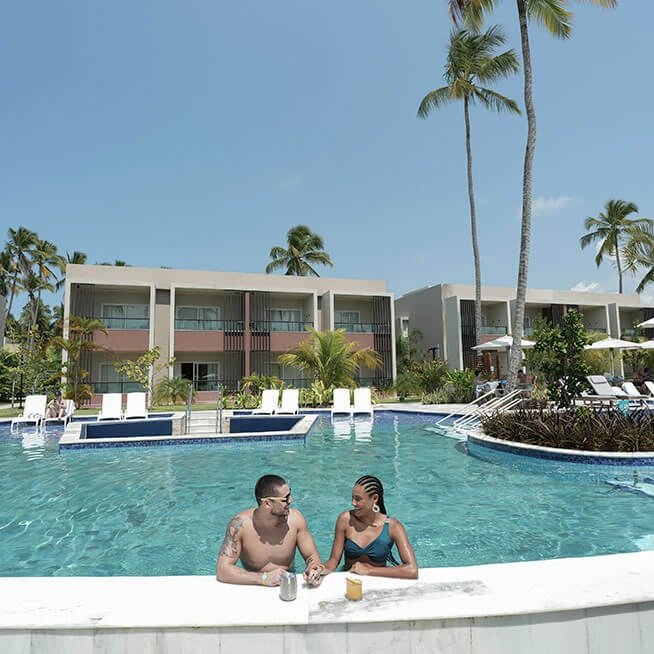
349,561,374,576
303,563,324,586
262,567,286,587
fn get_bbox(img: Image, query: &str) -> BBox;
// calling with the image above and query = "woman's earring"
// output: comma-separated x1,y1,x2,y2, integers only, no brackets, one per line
372,503,380,513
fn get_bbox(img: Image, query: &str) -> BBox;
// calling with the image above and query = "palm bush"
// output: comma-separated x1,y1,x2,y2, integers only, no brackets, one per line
153,376,192,406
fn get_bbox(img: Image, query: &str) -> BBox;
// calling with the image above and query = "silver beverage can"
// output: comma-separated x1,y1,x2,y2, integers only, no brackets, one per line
279,571,297,601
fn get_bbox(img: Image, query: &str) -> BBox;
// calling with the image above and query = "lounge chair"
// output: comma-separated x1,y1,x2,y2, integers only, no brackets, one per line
621,382,654,408
330,388,352,417
276,389,299,415
352,387,373,417
124,392,148,420
10,394,47,432
43,399,75,428
644,381,654,397
586,375,628,397
97,393,123,421
252,389,280,415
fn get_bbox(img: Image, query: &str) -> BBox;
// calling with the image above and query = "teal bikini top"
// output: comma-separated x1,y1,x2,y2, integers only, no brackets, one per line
344,519,393,564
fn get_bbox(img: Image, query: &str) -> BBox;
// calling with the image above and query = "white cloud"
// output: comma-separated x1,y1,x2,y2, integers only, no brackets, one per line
570,281,603,293
532,195,572,217
274,175,303,191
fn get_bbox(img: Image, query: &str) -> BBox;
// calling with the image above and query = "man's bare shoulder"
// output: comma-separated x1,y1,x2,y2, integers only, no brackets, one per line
288,507,309,529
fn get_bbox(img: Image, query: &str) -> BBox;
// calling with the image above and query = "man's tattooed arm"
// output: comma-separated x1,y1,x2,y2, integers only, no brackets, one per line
219,516,243,558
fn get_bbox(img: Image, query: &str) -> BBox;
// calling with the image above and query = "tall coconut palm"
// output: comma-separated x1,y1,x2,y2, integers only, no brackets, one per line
4,226,38,329
55,250,88,292
448,0,616,390
265,225,333,277
418,26,520,351
623,227,654,294
580,200,653,293
278,328,381,389
0,249,10,342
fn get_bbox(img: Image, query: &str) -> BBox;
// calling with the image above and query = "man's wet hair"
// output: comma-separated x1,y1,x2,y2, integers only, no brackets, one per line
255,474,286,505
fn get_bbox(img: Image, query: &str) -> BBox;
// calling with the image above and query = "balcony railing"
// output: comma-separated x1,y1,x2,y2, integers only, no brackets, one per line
249,321,313,333
334,322,391,334
481,326,507,335
90,381,146,394
100,317,150,330
175,319,244,332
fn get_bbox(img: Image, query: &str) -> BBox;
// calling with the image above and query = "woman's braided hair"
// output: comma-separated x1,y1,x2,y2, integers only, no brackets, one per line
354,475,399,565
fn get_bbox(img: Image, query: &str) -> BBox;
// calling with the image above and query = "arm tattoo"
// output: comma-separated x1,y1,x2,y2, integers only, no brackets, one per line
305,554,315,565
219,516,243,558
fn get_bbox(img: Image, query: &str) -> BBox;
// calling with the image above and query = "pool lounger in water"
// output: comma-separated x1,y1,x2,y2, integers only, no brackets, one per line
606,477,654,498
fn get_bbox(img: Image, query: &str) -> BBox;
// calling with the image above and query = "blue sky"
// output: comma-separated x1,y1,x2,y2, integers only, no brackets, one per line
1,1,650,308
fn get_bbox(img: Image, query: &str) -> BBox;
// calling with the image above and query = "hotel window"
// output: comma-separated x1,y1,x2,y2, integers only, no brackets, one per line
180,362,221,391
98,364,144,393
268,309,303,332
401,318,409,338
175,306,221,330
101,304,149,329
335,310,369,332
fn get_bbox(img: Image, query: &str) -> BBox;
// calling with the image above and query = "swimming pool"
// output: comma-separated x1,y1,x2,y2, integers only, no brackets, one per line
2,412,654,577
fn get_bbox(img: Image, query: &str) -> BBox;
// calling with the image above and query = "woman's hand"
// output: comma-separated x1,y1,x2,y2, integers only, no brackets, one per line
349,561,374,575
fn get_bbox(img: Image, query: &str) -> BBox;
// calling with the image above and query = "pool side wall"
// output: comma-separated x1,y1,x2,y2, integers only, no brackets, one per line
2,553,654,653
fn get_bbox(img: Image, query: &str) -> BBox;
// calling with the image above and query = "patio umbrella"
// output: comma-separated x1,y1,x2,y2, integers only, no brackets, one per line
584,337,641,377
638,318,654,328
471,334,536,351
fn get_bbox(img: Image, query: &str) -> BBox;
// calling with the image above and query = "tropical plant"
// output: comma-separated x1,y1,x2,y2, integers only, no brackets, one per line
394,371,423,399
240,373,283,395
153,376,192,405
265,225,333,277
418,25,520,350
580,200,653,293
415,359,450,393
525,311,590,408
55,250,88,292
449,0,617,391
4,227,38,336
277,328,381,389
114,346,176,405
396,329,424,373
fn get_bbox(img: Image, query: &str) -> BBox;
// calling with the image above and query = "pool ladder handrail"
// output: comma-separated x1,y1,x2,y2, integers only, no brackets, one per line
216,384,223,434
185,386,193,434
435,389,525,433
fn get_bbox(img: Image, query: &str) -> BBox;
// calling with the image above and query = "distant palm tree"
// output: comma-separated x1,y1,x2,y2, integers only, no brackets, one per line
418,26,519,350
448,0,616,391
624,228,654,294
4,226,38,328
278,328,381,389
580,200,653,293
265,225,333,277
56,250,88,292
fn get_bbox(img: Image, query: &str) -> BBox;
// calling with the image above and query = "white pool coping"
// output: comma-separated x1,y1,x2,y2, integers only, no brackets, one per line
2,550,653,630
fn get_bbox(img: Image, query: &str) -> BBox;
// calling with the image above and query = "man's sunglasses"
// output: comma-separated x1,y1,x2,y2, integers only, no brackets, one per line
262,489,292,504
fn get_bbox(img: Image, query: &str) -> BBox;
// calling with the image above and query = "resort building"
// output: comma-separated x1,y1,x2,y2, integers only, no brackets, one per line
63,264,396,401
395,283,654,371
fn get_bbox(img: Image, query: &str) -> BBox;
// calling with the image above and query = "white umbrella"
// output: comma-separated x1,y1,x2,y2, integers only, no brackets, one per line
584,337,641,377
471,334,536,351
638,318,654,328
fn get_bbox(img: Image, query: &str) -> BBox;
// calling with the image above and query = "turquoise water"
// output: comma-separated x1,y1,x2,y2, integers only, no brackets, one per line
2,412,654,577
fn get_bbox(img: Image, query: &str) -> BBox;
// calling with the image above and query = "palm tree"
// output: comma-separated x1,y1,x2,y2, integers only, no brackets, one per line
278,328,381,389
418,26,520,351
624,227,654,294
4,226,38,330
581,200,653,293
0,249,10,342
55,250,88,292
448,0,616,390
265,225,333,277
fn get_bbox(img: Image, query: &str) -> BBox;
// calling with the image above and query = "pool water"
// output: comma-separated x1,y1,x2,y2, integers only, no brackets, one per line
2,412,654,577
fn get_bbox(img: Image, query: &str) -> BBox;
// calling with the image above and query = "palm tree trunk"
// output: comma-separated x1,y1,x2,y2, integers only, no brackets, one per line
615,233,623,293
464,96,482,357
508,0,535,390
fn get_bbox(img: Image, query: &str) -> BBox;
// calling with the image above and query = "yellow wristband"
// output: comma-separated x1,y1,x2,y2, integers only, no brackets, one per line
261,572,268,586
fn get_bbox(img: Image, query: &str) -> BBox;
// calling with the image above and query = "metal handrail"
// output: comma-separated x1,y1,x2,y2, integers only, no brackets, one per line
434,389,498,425
451,390,524,431
216,384,223,434
185,386,193,434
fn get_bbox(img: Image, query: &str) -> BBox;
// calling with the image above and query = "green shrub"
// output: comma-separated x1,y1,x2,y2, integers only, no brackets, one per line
480,408,654,452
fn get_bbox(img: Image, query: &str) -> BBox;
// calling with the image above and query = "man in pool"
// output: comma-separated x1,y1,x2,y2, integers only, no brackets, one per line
216,474,324,586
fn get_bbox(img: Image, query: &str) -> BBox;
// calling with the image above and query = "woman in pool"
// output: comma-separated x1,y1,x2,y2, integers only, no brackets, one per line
321,475,418,579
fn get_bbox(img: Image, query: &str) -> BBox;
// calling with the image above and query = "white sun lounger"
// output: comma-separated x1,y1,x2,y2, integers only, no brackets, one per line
276,389,299,415
10,394,47,432
124,392,148,420
252,389,280,415
97,393,123,421
352,387,373,418
331,388,352,417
